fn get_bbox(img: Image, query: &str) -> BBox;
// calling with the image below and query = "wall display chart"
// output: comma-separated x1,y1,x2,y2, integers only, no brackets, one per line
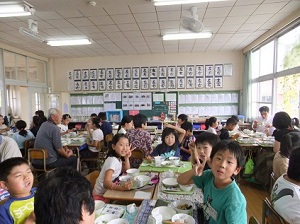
178,91,239,117
68,63,232,92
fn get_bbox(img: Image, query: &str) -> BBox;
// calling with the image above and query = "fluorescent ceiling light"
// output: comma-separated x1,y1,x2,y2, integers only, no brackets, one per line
0,2,34,17
47,39,92,46
153,0,229,6
163,32,212,40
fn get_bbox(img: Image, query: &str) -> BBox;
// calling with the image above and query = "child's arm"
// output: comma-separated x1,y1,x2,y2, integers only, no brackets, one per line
103,169,132,191
123,146,135,172
164,123,186,143
177,158,206,185
188,141,198,164
23,211,35,224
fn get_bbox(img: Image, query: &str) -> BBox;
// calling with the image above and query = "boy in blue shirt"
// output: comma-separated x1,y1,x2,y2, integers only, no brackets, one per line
0,157,35,224
178,140,246,224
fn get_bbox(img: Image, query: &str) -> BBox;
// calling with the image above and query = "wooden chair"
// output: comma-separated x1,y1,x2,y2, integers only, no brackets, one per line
85,170,99,189
23,139,35,159
262,197,288,224
129,148,145,168
80,140,105,172
105,133,114,147
249,216,260,224
27,148,54,179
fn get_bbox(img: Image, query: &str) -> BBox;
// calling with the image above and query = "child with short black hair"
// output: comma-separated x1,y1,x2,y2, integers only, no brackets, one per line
219,118,239,140
178,140,246,224
189,132,220,170
180,121,195,161
0,157,35,224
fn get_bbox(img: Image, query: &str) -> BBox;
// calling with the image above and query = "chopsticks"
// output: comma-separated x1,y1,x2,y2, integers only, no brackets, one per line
162,221,184,224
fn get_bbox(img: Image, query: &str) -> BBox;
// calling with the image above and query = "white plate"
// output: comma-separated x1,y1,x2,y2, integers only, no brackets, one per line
162,178,178,187
161,161,172,166
131,175,151,189
94,214,118,224
95,200,105,211
151,206,176,221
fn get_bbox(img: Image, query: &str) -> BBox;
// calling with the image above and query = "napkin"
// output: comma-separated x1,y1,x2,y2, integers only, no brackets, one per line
134,191,151,199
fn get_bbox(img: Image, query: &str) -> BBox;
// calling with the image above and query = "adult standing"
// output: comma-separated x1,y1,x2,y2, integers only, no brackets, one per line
33,108,77,169
126,113,152,156
272,111,299,153
252,106,275,136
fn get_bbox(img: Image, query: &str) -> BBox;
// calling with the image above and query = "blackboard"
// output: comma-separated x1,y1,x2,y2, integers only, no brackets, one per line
140,101,169,118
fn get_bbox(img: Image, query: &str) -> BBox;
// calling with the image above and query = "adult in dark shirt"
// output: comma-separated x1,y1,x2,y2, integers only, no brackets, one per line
98,112,112,139
272,111,299,153
29,115,41,137
33,108,77,169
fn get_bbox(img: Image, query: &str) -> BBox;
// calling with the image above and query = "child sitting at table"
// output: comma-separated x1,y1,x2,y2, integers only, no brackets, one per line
219,117,239,140
12,120,35,156
205,117,218,135
189,132,220,170
177,140,246,224
93,134,134,202
0,157,36,224
180,121,195,161
150,123,186,159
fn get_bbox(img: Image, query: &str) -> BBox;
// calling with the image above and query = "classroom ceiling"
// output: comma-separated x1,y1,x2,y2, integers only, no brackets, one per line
0,0,299,58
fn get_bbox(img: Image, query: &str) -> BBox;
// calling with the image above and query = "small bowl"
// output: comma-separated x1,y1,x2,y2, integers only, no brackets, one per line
161,161,172,166
119,175,133,185
179,184,194,192
151,206,176,221
172,199,193,214
126,168,140,177
169,156,180,165
94,214,119,224
107,218,129,224
78,137,85,143
162,177,178,187
172,213,195,224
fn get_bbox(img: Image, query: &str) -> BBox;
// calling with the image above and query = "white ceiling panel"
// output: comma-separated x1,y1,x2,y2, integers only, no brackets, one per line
0,0,297,58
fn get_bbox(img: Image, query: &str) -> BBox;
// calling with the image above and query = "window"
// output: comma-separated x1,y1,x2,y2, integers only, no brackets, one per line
250,22,300,119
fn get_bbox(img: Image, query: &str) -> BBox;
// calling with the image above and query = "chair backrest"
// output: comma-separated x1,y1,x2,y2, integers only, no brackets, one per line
262,197,288,224
249,216,260,224
129,148,145,168
105,133,114,143
27,148,49,172
23,139,35,150
85,170,99,189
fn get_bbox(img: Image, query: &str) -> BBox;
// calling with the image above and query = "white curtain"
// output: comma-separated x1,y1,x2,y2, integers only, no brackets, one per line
241,51,252,122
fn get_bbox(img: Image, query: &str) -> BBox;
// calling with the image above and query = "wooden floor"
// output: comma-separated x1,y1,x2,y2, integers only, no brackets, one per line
239,179,269,223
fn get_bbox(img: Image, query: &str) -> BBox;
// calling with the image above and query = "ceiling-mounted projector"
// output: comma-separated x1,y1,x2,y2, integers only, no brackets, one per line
19,19,45,42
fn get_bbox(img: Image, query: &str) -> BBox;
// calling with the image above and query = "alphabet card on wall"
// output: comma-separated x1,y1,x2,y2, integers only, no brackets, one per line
82,81,89,91
214,76,223,88
123,67,131,79
89,69,97,80
98,80,106,91
159,66,167,77
205,77,213,89
74,81,81,91
115,68,122,79
177,77,185,89
82,69,89,80
107,79,114,91
159,78,167,89
141,67,149,78
205,65,213,77
132,67,140,79
150,66,158,78
141,78,149,90
177,65,185,77
90,80,97,91
132,79,140,90
74,69,81,81
150,78,157,89
106,68,114,79
214,64,223,76
168,78,176,89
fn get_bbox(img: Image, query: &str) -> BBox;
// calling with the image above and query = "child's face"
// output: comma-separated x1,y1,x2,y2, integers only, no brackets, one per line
186,130,193,136
210,149,241,185
212,121,219,128
164,133,176,147
112,137,130,157
125,121,134,130
177,118,183,126
1,164,33,198
227,124,236,131
195,142,212,162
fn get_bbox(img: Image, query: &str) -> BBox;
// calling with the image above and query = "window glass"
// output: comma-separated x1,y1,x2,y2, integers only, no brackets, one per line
259,41,274,76
258,80,272,102
28,58,46,83
4,51,16,79
277,25,300,72
276,74,300,118
16,54,27,81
